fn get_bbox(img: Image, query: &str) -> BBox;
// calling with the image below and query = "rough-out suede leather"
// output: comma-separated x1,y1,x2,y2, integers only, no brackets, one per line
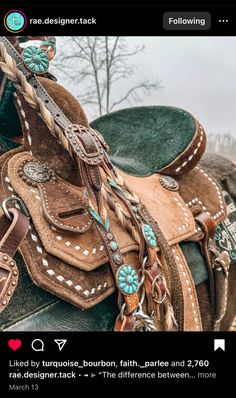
0,65,231,331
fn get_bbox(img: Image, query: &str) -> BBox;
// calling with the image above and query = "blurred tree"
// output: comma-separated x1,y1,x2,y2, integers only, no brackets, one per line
53,36,162,116
207,132,236,160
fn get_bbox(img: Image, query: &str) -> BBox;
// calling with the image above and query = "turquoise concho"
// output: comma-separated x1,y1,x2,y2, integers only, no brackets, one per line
22,46,49,74
142,224,157,248
116,265,139,295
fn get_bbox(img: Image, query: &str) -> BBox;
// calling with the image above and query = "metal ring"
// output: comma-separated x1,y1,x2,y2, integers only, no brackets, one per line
141,256,148,272
119,303,127,321
2,196,30,220
140,285,146,306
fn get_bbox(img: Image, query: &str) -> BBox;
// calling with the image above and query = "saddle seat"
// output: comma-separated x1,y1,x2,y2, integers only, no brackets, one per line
91,106,206,177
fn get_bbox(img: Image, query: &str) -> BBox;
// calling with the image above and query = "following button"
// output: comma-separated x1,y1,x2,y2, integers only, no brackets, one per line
163,12,211,30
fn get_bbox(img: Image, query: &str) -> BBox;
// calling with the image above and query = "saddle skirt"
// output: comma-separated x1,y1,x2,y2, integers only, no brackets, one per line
0,36,230,331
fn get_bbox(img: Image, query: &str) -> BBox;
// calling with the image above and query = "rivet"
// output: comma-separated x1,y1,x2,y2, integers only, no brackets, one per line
9,261,15,267
2,255,8,262
2,299,7,306
113,252,123,265
13,270,18,276
7,290,12,296
12,281,16,286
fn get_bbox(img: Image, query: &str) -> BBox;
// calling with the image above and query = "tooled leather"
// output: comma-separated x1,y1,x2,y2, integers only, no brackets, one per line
177,167,227,227
0,156,117,308
38,179,93,233
0,208,29,257
95,222,139,314
118,170,196,245
65,124,104,191
7,152,139,271
159,120,206,176
65,124,104,165
0,209,29,312
104,176,183,327
137,203,184,329
20,224,116,309
173,244,203,331
195,212,216,309
0,252,19,313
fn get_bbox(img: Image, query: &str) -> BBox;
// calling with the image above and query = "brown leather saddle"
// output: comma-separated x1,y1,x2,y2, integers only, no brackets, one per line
0,36,231,331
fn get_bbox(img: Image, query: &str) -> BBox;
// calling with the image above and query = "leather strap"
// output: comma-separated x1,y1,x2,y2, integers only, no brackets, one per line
0,208,29,257
0,36,69,131
210,246,230,330
107,179,183,330
0,208,29,312
95,222,139,315
195,212,216,310
0,37,106,211
173,244,203,331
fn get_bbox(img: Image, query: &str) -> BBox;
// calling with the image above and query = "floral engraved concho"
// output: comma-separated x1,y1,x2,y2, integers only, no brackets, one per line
22,46,49,74
18,160,56,187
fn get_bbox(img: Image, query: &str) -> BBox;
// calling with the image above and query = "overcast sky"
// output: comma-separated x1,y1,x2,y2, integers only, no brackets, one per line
56,37,236,137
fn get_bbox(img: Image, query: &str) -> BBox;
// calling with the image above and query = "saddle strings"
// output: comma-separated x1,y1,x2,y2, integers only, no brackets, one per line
103,171,178,330
0,40,178,331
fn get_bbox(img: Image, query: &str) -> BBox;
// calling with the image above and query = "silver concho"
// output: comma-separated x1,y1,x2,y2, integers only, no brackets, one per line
159,175,179,191
18,160,56,187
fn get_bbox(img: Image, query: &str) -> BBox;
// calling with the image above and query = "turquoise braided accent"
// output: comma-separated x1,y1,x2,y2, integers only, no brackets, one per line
89,207,110,231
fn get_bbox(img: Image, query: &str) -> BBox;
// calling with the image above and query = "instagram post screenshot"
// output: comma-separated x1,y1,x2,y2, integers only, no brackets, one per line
0,2,236,392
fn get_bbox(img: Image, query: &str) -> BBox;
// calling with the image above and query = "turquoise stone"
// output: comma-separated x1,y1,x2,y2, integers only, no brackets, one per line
22,46,49,75
142,223,157,248
116,264,139,295
124,286,129,294
110,241,118,251
127,275,133,284
33,54,41,63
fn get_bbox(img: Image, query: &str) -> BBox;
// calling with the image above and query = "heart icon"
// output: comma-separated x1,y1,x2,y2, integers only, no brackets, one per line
8,339,22,351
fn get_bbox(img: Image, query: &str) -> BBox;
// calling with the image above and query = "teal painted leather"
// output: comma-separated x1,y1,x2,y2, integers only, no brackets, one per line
91,106,196,176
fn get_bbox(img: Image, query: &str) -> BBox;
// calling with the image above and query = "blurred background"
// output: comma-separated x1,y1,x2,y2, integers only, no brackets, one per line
51,36,236,161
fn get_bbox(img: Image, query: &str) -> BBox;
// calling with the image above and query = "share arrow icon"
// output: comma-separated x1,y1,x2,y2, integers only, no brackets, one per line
54,339,67,351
